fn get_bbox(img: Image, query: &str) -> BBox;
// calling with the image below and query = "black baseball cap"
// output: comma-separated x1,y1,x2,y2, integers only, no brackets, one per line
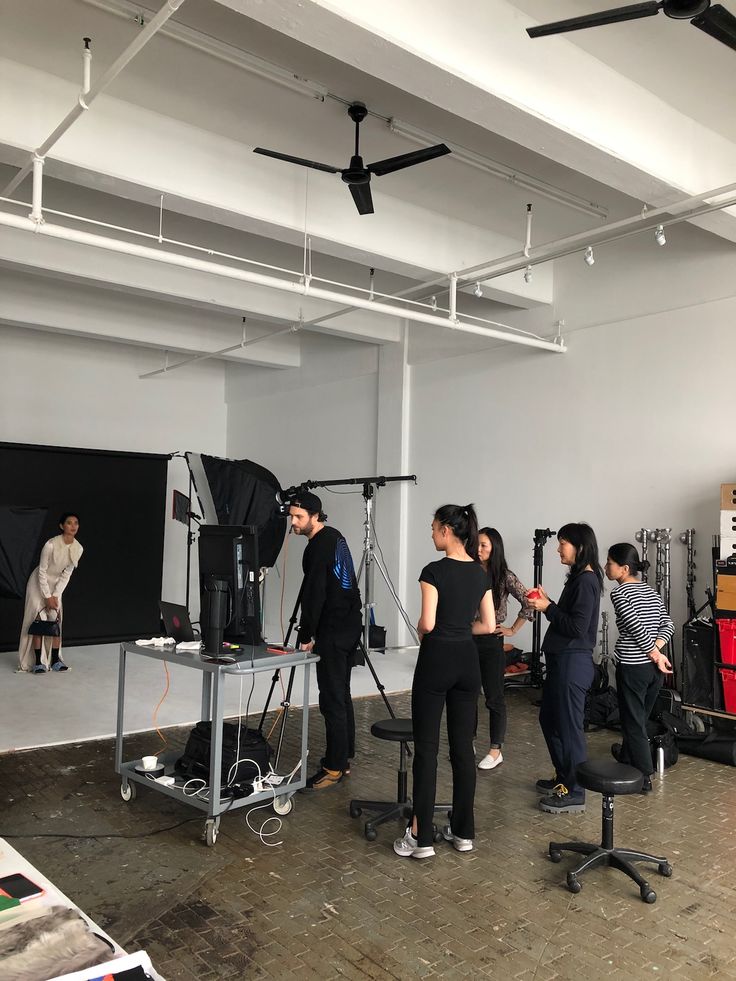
290,491,323,515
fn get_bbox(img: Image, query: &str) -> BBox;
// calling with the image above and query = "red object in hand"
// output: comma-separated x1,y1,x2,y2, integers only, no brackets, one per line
527,589,541,600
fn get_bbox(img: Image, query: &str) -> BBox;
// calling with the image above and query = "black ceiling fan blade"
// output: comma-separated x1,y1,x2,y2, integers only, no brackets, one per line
368,144,451,177
691,4,736,51
349,182,374,215
526,2,661,38
253,148,340,174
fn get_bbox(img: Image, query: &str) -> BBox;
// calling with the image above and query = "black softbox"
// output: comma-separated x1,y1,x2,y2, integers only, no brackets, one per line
187,453,286,568
0,506,48,599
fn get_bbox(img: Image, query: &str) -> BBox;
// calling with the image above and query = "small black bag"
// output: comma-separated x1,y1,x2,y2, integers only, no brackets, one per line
175,721,273,786
27,609,61,637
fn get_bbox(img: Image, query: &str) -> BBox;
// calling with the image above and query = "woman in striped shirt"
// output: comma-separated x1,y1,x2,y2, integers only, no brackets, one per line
605,543,674,791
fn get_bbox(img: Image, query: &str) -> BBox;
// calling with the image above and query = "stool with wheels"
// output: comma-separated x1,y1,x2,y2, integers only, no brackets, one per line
349,718,450,842
548,759,672,903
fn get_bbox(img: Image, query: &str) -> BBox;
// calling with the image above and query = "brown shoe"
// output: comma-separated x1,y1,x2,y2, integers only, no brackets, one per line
303,766,344,791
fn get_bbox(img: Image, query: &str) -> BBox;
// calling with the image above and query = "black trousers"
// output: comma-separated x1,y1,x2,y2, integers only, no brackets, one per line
315,627,360,772
475,633,507,748
411,633,481,847
615,661,662,777
538,649,595,797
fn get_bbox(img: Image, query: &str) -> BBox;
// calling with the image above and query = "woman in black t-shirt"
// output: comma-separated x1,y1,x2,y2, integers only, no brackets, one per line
394,504,495,860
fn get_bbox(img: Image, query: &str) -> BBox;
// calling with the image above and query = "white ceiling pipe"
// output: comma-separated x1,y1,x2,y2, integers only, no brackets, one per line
1,0,187,199
455,182,736,283
0,210,566,355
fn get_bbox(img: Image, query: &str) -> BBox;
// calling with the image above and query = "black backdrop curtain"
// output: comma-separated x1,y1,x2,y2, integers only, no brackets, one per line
0,442,168,652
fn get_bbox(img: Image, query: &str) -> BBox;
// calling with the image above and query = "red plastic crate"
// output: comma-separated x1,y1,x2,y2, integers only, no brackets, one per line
720,669,736,714
717,619,736,665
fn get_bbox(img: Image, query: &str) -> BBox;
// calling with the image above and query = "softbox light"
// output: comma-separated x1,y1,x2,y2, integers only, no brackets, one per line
186,453,286,568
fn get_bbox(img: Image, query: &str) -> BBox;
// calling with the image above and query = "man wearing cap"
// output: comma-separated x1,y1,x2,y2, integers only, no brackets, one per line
290,492,363,790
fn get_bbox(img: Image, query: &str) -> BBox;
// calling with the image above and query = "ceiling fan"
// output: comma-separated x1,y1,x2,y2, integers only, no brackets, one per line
526,1,736,51
254,102,451,215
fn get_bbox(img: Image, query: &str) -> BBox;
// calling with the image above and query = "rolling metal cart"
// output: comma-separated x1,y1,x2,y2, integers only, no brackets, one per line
114,641,318,846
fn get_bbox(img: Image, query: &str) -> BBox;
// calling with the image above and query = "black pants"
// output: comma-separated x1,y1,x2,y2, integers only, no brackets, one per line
315,627,360,772
475,633,506,748
616,661,662,777
538,649,595,797
411,634,481,847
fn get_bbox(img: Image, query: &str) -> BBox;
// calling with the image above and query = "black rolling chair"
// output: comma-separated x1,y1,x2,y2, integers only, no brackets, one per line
549,759,673,903
349,718,451,842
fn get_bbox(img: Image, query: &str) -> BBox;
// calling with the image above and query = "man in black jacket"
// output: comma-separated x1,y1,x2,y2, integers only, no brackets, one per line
290,492,362,790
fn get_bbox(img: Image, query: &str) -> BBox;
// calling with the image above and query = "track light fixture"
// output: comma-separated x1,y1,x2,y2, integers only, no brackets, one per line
474,281,483,297
523,265,532,283
583,246,595,267
655,224,667,246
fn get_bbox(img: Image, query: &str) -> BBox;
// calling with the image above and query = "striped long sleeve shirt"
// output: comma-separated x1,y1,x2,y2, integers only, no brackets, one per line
610,581,675,665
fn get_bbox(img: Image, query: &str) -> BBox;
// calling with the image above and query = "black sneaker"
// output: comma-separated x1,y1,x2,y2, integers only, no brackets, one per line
300,767,343,792
539,784,586,814
535,777,561,794
640,776,653,794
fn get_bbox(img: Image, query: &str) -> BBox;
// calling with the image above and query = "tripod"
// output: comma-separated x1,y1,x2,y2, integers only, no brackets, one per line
530,528,556,688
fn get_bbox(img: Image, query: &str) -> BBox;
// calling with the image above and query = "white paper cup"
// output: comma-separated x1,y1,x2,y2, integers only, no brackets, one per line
141,755,158,770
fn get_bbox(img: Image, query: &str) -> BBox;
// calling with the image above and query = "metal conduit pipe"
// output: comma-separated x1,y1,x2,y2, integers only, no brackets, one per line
2,0,187,199
0,210,566,354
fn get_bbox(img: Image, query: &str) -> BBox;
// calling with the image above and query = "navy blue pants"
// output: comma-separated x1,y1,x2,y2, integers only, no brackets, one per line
539,649,595,797
411,634,481,847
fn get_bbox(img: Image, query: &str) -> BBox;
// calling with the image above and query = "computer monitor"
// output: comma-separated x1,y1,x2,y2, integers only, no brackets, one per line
198,525,262,644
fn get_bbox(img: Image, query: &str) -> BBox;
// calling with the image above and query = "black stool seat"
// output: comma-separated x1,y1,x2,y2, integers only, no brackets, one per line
349,717,450,843
371,718,414,741
576,759,644,796
549,757,672,903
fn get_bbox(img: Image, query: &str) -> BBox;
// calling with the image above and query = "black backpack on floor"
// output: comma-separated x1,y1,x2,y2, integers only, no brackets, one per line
175,721,273,786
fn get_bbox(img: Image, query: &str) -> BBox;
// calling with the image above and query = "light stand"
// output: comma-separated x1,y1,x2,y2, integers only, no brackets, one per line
635,528,652,583
680,529,697,622
531,528,556,688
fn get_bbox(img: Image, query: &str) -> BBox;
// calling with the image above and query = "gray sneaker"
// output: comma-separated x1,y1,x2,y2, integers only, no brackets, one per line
393,827,435,859
441,825,473,852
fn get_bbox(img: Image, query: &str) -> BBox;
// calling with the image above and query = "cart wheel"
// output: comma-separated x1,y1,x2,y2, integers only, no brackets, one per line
120,781,136,802
687,712,707,734
549,849,562,864
349,803,362,819
273,795,293,816
641,886,657,904
658,863,673,878
204,819,219,847
364,826,377,842
566,873,581,894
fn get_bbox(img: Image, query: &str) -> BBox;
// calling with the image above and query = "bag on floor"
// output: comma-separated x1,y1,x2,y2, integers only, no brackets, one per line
175,721,272,786
585,686,620,730
647,719,679,769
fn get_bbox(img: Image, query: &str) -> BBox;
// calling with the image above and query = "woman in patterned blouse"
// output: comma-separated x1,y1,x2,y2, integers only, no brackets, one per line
475,527,534,770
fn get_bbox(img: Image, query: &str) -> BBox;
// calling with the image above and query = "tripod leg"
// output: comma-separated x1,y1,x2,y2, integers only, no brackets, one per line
258,669,282,731
357,640,412,759
273,666,296,769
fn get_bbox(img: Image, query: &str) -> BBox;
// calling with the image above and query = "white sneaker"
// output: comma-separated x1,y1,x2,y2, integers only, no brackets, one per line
441,825,474,852
393,827,435,859
478,751,503,771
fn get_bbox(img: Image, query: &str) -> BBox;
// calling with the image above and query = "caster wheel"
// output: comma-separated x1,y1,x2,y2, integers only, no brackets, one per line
204,820,219,847
433,829,444,844
549,849,562,864
349,804,362,819
120,782,136,802
566,873,581,894
273,795,293,816
658,863,673,878
364,826,377,842
641,887,657,904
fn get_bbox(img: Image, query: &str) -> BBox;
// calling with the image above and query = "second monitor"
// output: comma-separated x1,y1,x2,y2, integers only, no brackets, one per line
198,525,261,644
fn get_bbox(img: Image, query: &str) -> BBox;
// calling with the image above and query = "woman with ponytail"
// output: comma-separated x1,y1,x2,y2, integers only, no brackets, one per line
394,504,495,860
605,543,674,792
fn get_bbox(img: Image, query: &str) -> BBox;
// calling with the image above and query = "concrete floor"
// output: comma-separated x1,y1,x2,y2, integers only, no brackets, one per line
2,688,735,979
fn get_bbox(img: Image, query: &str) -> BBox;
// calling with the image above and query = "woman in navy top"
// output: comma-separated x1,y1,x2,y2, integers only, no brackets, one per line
527,522,603,814
394,503,495,860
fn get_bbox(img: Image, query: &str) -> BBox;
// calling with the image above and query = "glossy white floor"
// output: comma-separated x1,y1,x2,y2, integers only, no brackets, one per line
0,642,417,753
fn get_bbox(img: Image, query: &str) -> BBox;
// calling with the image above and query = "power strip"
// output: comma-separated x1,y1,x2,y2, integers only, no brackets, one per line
155,775,175,787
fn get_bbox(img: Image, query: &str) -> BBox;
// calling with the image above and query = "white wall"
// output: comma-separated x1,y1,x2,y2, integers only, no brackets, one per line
0,324,227,610
408,233,736,658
